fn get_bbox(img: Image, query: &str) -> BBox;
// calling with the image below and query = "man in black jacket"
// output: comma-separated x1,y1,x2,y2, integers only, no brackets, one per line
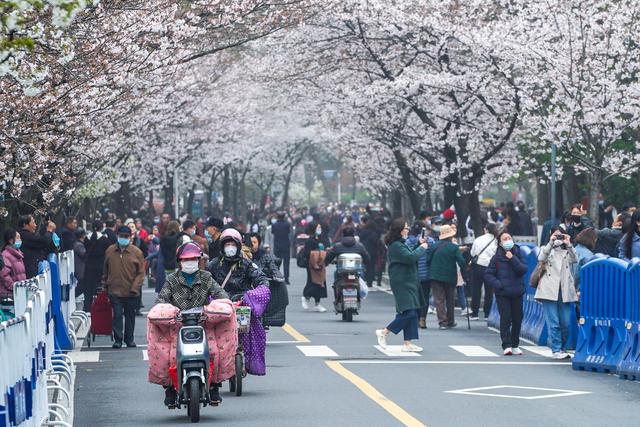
325,227,370,266
59,216,78,252
19,214,56,278
271,212,291,284
104,219,118,245
205,217,224,260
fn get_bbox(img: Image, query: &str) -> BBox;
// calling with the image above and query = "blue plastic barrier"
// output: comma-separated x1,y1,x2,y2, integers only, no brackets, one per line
47,253,74,351
573,257,630,373
617,258,640,380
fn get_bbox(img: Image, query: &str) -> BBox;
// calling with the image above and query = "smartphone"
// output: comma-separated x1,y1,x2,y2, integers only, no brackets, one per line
421,227,427,239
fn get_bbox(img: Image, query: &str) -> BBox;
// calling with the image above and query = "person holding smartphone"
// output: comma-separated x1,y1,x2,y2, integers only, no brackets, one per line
534,227,578,359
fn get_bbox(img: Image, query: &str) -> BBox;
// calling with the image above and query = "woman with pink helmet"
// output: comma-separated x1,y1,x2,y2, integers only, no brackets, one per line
156,241,229,405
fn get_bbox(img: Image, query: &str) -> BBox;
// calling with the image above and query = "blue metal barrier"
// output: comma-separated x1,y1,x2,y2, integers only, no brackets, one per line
573,257,630,373
617,258,640,380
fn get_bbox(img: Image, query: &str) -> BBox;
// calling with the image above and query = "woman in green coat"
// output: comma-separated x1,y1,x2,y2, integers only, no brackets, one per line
376,218,428,352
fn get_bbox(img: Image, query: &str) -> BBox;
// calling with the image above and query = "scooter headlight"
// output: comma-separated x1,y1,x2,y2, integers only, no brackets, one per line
181,329,203,343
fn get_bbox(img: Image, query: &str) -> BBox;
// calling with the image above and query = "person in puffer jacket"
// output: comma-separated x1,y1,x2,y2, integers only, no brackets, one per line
406,222,435,329
484,232,527,356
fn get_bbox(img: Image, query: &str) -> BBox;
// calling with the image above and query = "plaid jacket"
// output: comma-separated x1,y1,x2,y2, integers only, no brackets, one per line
156,270,228,310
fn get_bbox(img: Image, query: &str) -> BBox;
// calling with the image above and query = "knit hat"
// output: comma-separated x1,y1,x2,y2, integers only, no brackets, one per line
443,208,456,221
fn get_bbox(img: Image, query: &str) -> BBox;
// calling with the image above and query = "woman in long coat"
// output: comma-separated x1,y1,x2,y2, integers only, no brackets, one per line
301,222,330,313
375,217,428,352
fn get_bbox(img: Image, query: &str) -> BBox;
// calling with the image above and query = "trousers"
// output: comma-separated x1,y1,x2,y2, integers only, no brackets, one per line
387,309,419,341
431,280,455,326
110,295,137,344
496,295,523,349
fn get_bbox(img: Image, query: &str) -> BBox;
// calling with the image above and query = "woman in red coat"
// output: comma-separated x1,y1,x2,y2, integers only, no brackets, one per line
1,229,27,297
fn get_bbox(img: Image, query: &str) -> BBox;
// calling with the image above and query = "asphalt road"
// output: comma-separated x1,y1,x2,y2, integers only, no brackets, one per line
73,264,640,427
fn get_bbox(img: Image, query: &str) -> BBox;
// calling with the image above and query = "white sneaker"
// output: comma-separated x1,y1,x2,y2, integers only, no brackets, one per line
375,329,387,348
552,351,570,360
427,306,436,315
512,347,523,356
503,347,513,356
301,297,309,310
314,303,327,313
460,307,472,316
402,343,423,352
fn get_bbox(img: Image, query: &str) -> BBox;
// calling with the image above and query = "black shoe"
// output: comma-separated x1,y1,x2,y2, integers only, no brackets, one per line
164,386,177,406
125,341,137,348
112,342,122,349
210,386,222,405
284,280,290,285
135,309,143,316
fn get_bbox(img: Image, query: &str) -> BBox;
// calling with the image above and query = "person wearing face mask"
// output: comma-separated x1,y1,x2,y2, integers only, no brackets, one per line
207,228,271,377
484,232,528,355
618,209,640,261
156,242,229,405
301,222,330,312
535,228,578,359
205,217,224,260
102,226,145,349
177,219,197,245
566,204,595,243
1,229,26,297
375,218,428,352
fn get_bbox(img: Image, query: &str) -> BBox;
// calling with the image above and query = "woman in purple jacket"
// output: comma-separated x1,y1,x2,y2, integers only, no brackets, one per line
1,229,27,297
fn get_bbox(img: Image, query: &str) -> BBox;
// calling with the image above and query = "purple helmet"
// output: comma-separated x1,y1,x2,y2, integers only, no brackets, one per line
176,242,202,260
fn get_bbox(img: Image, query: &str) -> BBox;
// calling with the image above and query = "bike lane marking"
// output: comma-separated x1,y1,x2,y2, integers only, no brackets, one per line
325,361,426,427
282,323,310,343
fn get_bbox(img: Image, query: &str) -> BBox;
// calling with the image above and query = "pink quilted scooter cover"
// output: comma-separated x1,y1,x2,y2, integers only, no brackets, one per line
147,300,238,386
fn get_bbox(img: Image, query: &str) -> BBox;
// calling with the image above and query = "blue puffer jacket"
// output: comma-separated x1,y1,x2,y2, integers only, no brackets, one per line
484,245,528,298
406,235,434,283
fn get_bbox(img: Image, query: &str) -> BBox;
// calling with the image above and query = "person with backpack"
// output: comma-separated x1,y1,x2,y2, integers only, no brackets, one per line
426,225,467,329
484,231,528,355
469,223,499,320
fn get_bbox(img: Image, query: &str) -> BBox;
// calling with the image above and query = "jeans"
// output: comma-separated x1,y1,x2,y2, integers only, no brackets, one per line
431,280,455,326
470,264,493,317
456,286,467,309
275,249,290,283
110,295,137,344
541,297,572,353
496,295,523,349
387,309,419,341
419,280,432,318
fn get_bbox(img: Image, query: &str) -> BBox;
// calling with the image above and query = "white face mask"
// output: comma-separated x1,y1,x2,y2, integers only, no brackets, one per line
224,245,238,257
181,260,199,274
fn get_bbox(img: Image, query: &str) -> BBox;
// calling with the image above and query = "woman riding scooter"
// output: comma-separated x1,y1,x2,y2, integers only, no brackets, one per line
156,242,228,406
207,228,271,376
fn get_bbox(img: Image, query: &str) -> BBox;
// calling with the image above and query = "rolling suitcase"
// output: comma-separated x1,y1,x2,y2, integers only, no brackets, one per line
88,288,113,347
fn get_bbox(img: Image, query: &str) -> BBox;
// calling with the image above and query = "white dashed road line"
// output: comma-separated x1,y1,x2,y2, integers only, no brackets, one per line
374,345,421,357
297,345,338,357
450,345,499,357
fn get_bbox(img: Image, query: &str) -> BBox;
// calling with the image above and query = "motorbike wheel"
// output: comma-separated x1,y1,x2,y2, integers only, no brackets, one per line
188,377,201,423
342,310,353,322
229,377,236,393
235,354,243,396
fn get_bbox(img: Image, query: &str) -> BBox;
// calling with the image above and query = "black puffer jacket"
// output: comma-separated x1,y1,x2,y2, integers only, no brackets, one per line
207,256,269,298
484,246,528,297
325,236,370,265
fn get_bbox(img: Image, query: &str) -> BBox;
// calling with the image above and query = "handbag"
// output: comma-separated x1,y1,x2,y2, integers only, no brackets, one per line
529,260,546,288
296,249,308,268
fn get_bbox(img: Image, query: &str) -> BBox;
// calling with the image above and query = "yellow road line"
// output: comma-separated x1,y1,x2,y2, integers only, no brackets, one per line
282,323,310,343
325,361,426,427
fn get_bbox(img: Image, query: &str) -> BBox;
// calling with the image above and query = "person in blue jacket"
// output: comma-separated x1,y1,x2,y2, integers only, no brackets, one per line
484,231,528,356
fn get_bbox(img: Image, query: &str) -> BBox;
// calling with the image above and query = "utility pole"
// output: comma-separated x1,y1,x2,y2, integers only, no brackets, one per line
337,171,342,204
550,142,557,222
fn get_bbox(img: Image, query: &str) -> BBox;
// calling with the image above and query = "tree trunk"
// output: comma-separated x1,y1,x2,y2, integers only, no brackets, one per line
537,181,550,223
281,166,295,210
231,168,239,218
222,166,230,214
163,172,174,216
588,173,603,227
239,169,248,224
392,190,403,219
187,184,196,217
392,150,421,219
443,174,457,210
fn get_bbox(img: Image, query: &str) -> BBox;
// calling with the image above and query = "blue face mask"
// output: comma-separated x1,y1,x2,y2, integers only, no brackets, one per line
503,240,515,251
204,230,212,242
14,240,22,249
52,232,60,248
117,237,130,247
